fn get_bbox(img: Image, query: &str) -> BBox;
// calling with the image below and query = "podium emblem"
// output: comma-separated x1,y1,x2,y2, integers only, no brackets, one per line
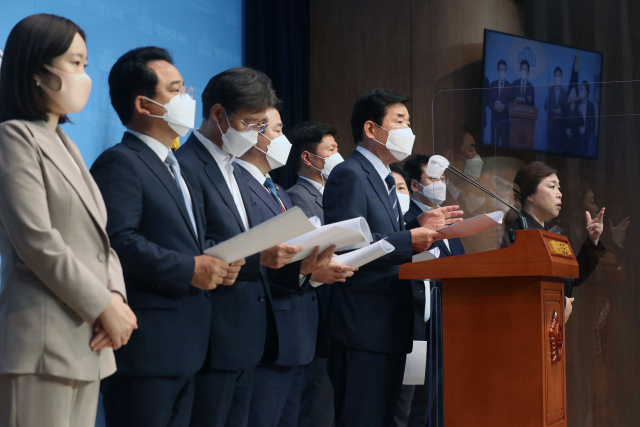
549,310,563,365
548,240,572,257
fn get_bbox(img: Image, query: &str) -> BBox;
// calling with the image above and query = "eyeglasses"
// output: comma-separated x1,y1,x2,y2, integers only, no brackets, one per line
229,111,268,132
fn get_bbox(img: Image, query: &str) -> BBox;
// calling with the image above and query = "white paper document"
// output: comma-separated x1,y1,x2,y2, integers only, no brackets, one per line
310,239,395,287
204,207,316,263
403,340,428,385
286,217,373,263
435,210,505,239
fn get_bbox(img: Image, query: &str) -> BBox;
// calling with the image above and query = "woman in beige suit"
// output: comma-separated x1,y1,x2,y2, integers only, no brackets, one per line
0,14,138,427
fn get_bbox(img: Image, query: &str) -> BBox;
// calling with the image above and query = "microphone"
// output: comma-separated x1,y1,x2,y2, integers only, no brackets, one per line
445,164,527,243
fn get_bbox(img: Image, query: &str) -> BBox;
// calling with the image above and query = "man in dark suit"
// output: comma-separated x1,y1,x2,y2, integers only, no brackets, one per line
287,121,345,427
322,88,463,427
91,47,241,427
236,106,355,427
544,67,568,154
511,59,535,106
487,60,512,146
175,68,303,427
401,155,466,427
578,80,596,157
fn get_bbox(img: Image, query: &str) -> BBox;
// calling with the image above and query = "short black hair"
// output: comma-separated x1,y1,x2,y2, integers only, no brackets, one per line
390,163,410,192
201,67,276,119
554,66,563,76
108,46,173,126
289,121,337,172
350,88,411,144
498,60,507,70
0,14,85,124
581,80,590,96
520,60,530,73
402,154,431,184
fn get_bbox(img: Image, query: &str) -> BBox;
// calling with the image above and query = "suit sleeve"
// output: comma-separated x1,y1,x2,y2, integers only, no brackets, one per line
0,122,113,323
106,247,127,302
91,149,195,299
565,238,605,297
287,188,316,220
324,164,413,269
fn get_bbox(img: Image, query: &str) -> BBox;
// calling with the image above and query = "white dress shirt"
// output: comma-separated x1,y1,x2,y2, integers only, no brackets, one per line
126,129,193,207
299,175,324,195
55,133,81,173
194,129,249,230
356,145,391,190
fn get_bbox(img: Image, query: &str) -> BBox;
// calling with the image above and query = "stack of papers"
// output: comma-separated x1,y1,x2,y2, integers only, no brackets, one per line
435,211,504,239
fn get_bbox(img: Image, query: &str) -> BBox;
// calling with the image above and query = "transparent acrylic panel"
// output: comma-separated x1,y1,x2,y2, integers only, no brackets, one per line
428,80,640,426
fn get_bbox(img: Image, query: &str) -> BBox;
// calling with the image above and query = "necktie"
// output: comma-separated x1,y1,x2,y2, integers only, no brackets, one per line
384,173,399,225
264,177,285,212
165,151,198,236
499,82,502,95
556,87,559,104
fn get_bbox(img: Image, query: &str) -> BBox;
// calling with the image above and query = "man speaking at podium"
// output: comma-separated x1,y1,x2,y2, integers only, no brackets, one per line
322,88,463,427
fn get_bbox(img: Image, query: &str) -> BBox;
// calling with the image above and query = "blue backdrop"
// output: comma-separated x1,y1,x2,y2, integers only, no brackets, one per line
1,0,244,166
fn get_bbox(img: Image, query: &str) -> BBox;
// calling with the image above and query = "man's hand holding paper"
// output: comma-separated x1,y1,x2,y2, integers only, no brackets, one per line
260,243,303,269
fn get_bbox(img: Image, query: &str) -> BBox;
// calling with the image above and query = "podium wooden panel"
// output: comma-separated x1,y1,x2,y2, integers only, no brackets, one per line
509,103,538,150
399,230,578,427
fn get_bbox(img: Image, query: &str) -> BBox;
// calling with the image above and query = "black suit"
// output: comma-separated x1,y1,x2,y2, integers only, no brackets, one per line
578,99,596,157
175,133,279,427
561,102,584,155
91,132,210,427
488,79,512,146
323,148,414,427
511,78,535,106
287,176,335,427
544,85,568,153
236,165,329,427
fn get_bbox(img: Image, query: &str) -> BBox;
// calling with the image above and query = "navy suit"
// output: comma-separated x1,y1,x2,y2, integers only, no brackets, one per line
401,200,465,427
488,79,512,146
323,149,414,427
286,177,335,427
91,132,210,427
511,78,535,106
237,165,329,427
175,134,279,427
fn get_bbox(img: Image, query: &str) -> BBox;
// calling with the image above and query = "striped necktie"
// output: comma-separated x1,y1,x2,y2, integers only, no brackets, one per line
384,173,399,225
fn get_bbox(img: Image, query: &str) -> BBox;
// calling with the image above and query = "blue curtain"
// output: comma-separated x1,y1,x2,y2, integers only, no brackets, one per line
245,0,311,189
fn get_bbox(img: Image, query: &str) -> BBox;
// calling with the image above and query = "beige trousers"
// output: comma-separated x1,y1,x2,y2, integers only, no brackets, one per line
0,374,100,427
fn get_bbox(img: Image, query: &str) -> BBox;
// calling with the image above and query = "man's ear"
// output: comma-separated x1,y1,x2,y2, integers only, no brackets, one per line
133,96,153,117
410,179,420,193
363,120,378,141
210,103,225,124
301,151,313,167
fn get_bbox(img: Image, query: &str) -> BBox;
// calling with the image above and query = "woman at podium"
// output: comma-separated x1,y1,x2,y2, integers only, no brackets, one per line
511,161,606,320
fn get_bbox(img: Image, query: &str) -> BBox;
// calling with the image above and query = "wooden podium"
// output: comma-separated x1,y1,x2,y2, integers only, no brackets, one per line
399,230,578,427
509,103,538,149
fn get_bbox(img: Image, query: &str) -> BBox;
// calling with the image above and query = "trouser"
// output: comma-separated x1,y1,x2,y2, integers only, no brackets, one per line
0,373,100,427
298,356,335,427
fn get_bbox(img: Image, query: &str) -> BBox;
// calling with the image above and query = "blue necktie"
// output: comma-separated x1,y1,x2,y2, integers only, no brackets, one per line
264,177,285,212
384,173,399,225
165,151,198,237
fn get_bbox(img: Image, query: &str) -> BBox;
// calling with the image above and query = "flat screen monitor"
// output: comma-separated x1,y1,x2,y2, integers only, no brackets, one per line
481,29,603,159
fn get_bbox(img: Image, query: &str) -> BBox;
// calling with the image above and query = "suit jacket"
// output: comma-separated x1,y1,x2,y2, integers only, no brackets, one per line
544,85,568,118
175,134,278,370
0,119,126,381
91,132,210,377
488,79,512,124
403,199,465,339
561,102,584,141
237,164,328,366
579,99,596,138
511,78,535,106
323,149,414,354
286,177,324,223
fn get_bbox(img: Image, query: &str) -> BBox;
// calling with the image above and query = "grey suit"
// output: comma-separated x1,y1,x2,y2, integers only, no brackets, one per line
0,119,126,427
287,177,324,222
287,176,334,427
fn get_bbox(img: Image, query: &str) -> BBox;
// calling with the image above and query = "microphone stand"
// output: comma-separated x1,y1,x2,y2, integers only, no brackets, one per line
446,165,527,243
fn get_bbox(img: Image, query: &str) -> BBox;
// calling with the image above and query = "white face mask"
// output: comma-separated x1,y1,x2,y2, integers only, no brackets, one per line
520,70,528,81
40,64,92,114
217,112,258,157
555,76,562,86
397,193,411,215
464,154,483,178
310,152,344,180
254,133,292,170
145,87,196,137
415,180,447,205
499,71,506,81
373,124,415,161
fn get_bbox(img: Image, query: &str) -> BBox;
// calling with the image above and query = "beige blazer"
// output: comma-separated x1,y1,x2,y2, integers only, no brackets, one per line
0,119,126,381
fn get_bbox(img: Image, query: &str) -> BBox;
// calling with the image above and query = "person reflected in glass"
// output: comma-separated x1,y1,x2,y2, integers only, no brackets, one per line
578,81,596,157
561,86,584,156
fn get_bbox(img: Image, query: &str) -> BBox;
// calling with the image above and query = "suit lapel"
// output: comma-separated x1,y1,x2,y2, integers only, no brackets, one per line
233,165,262,228
435,240,452,257
125,134,199,246
297,177,323,209
189,135,247,232
352,150,399,232
28,121,105,230
236,164,282,217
